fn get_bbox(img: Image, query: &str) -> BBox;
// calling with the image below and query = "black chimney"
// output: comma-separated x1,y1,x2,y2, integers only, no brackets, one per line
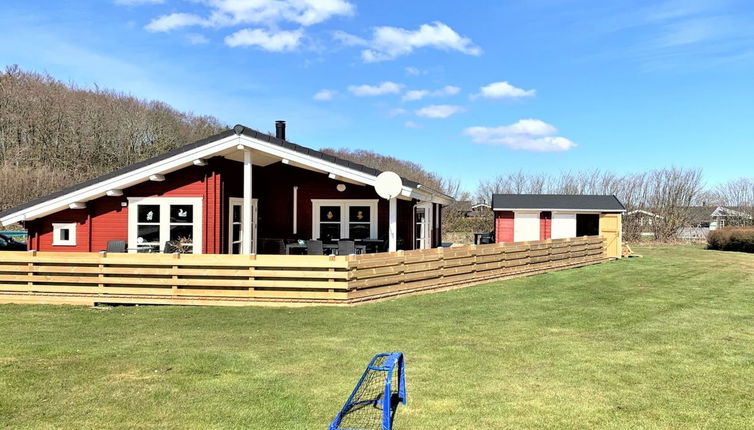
275,120,286,140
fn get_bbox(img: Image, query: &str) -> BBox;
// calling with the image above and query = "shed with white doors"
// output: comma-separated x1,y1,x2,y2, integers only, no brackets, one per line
492,194,625,258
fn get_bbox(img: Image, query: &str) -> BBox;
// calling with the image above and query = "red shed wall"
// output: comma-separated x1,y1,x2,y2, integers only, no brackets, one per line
539,211,552,240
495,211,515,243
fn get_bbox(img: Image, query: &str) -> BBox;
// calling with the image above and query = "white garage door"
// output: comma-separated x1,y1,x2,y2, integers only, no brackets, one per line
514,212,540,242
552,213,577,239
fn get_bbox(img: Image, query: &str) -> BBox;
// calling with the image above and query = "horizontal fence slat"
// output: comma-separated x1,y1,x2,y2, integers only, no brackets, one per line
0,236,609,306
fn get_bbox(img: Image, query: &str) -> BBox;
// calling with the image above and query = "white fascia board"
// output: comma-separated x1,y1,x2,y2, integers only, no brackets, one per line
238,135,456,205
493,207,625,213
238,135,381,188
0,134,240,225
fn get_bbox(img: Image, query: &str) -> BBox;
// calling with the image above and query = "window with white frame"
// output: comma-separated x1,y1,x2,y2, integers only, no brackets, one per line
311,200,378,241
52,223,77,246
128,197,203,253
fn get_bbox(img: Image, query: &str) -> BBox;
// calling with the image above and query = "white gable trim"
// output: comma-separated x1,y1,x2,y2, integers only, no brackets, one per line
236,135,451,205
0,134,240,226
1,132,452,226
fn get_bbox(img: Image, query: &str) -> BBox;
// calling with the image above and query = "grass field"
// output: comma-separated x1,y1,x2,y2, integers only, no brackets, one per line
1,246,753,429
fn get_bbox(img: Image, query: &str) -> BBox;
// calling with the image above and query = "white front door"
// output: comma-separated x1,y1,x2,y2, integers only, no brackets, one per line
228,198,258,254
414,202,433,249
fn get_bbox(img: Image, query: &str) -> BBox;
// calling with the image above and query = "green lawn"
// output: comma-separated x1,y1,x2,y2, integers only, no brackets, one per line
1,246,753,429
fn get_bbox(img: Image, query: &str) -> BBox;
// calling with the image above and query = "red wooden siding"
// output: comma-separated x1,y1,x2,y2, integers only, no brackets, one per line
28,160,224,253
220,160,419,250
27,157,427,253
495,211,514,243
539,211,552,240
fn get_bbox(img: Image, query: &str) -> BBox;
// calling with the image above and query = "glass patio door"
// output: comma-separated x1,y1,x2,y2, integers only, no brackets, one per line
414,203,432,250
228,198,258,254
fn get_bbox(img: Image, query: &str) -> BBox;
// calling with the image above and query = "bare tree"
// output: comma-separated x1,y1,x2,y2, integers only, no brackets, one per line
0,66,225,212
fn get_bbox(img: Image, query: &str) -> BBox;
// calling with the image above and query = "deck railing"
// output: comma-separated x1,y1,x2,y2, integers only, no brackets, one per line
0,236,606,306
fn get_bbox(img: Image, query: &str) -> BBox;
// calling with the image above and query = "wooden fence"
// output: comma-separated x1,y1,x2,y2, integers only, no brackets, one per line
0,236,606,306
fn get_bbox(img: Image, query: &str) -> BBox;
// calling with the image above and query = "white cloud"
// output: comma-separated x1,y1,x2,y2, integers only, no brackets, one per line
146,12,206,32
402,90,429,102
336,22,482,62
224,28,303,51
415,104,464,119
388,108,409,117
402,85,460,102
186,33,209,45
146,0,355,32
313,89,337,101
464,119,576,152
472,81,535,99
404,121,422,129
115,0,164,5
348,81,403,96
404,66,426,76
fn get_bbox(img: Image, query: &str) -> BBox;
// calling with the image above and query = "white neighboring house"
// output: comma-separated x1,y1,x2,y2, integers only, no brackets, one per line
709,206,753,230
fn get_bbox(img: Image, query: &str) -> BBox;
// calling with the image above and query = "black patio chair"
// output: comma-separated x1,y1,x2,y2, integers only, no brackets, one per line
262,238,286,255
163,241,180,253
478,231,494,245
306,240,324,255
105,240,126,253
337,239,356,255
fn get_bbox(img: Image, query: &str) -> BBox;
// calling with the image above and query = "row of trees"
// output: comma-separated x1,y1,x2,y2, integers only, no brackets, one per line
468,169,753,240
0,66,224,212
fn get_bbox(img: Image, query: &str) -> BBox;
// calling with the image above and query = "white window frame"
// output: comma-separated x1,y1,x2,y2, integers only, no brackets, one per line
52,223,77,246
127,197,203,253
311,199,378,240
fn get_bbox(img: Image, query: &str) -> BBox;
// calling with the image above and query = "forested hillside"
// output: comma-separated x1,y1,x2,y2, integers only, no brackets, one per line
0,66,225,212
0,66,460,216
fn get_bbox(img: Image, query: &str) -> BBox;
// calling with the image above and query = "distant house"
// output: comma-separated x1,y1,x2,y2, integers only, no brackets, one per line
0,122,453,254
679,206,753,240
443,200,492,219
625,209,663,237
491,194,625,258
708,206,753,229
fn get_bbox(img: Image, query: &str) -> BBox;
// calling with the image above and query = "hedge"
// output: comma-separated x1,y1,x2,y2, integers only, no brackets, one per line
707,227,754,253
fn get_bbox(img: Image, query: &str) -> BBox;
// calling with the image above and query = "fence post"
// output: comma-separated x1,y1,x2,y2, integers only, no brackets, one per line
171,253,180,296
98,251,106,295
248,254,256,294
26,250,36,293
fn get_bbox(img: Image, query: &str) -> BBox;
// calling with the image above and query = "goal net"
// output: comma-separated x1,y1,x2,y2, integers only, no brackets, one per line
329,352,407,430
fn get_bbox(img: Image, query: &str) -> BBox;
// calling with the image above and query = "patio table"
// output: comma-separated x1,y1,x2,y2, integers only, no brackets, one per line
285,243,366,255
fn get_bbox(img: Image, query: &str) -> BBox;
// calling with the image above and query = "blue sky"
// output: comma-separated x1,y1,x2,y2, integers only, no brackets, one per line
1,0,753,192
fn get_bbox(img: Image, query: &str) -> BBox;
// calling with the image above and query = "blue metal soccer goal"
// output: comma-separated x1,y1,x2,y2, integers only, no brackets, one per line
329,352,407,430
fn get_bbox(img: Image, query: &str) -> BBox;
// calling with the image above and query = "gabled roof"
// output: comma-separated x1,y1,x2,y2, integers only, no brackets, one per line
0,124,452,226
711,206,753,219
491,194,625,212
626,209,663,218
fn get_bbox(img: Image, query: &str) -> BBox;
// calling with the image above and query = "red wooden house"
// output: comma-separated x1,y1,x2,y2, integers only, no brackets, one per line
0,123,452,254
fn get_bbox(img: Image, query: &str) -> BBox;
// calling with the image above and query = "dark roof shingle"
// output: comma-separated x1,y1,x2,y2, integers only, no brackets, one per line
491,194,625,211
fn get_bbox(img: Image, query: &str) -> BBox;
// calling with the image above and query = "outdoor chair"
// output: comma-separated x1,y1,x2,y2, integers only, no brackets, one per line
307,240,324,255
337,239,356,255
262,238,286,255
163,241,180,254
478,231,494,245
105,240,126,253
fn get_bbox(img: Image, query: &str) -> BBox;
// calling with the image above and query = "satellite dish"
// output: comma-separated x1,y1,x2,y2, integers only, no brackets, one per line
375,171,403,200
